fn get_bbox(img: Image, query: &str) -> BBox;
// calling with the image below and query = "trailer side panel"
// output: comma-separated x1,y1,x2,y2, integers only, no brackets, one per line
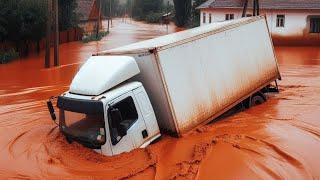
157,18,280,134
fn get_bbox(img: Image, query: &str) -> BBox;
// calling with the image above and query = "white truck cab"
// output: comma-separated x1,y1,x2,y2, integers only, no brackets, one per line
56,56,160,156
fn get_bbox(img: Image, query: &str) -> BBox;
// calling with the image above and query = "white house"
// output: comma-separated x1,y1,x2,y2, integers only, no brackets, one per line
197,0,320,45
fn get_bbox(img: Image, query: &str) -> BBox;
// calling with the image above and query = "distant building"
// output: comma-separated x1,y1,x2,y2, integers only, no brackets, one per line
197,0,320,45
76,0,103,34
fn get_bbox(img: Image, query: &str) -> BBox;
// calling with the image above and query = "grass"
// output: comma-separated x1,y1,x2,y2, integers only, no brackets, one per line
82,31,109,43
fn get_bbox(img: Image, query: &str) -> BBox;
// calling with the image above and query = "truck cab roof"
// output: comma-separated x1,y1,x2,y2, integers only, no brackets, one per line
69,56,140,96
63,81,143,103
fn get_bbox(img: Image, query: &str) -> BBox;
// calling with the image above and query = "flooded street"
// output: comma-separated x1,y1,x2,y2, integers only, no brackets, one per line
0,19,320,179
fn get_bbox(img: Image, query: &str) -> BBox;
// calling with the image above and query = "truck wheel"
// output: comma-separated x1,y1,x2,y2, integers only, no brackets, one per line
249,94,265,107
66,136,73,144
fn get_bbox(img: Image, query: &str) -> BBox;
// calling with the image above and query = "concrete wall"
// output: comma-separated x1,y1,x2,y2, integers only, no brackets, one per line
200,8,320,45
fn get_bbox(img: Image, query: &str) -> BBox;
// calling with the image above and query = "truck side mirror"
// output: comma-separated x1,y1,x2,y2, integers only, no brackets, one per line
47,100,56,121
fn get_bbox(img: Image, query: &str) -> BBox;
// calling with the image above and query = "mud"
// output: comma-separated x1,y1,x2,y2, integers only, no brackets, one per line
272,35,320,46
0,19,320,179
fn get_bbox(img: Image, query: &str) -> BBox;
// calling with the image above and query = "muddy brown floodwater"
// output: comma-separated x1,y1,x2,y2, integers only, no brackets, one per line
0,19,320,179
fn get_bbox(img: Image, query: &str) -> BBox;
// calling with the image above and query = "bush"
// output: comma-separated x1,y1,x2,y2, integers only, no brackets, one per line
82,31,109,43
145,13,163,23
0,48,19,64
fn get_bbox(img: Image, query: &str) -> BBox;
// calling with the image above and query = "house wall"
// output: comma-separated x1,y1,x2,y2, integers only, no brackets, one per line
79,20,102,34
200,8,320,45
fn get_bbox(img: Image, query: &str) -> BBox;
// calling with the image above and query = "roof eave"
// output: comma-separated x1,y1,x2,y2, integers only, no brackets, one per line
198,7,320,10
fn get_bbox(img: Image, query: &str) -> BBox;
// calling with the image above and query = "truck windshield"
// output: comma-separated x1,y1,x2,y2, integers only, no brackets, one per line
57,96,106,149
59,110,106,149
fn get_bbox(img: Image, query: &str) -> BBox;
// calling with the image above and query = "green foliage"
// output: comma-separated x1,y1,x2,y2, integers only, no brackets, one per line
190,0,207,27
59,0,79,31
0,48,19,64
101,0,126,18
130,0,167,22
18,0,47,42
173,0,192,27
0,0,79,43
145,13,163,23
0,0,47,43
82,31,109,43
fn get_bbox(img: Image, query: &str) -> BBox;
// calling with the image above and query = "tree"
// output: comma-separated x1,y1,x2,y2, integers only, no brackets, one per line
173,0,192,27
101,0,125,18
0,1,8,42
191,0,207,27
18,0,47,53
0,0,21,44
59,0,79,31
131,0,164,20
0,0,79,54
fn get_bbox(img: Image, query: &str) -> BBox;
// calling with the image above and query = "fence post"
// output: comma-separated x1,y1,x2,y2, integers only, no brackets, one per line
53,0,59,66
45,0,52,68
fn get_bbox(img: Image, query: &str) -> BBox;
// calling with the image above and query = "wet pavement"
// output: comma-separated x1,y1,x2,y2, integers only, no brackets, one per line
0,19,320,179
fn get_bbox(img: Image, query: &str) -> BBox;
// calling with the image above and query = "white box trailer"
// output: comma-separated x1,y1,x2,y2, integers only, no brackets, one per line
48,16,281,156
96,16,281,136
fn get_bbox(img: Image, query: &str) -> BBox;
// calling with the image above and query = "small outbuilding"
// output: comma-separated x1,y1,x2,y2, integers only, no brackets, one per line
76,0,103,34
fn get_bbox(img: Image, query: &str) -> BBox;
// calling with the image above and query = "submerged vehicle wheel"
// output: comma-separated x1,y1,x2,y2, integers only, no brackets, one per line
250,94,266,107
66,136,73,144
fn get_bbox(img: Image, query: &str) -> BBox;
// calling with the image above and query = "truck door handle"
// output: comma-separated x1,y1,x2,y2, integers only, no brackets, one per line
142,129,148,138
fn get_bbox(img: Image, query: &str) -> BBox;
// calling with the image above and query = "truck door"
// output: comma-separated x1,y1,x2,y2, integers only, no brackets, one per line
108,91,147,155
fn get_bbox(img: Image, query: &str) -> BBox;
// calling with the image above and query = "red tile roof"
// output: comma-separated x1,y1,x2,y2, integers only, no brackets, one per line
198,0,320,10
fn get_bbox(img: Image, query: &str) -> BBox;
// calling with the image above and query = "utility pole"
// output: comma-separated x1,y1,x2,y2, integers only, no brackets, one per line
45,0,52,68
166,1,169,34
107,0,110,32
110,0,112,27
242,0,259,17
131,0,133,22
53,0,59,66
242,0,248,17
256,0,260,16
253,0,256,16
96,0,102,38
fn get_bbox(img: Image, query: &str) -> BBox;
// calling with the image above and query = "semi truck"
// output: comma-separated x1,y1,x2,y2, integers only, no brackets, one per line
47,16,281,156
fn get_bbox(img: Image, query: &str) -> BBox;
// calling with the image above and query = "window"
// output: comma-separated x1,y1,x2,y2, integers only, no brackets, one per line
276,15,285,27
108,96,138,145
60,111,106,148
203,12,206,23
310,17,320,33
209,14,212,23
57,96,106,149
225,14,234,20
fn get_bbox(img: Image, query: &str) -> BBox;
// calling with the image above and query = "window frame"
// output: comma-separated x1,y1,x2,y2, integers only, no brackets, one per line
203,12,206,23
108,96,139,145
276,14,285,27
225,14,234,20
230,14,234,20
309,16,320,33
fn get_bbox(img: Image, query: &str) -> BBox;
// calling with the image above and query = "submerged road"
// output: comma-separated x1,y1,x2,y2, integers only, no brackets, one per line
0,19,320,179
